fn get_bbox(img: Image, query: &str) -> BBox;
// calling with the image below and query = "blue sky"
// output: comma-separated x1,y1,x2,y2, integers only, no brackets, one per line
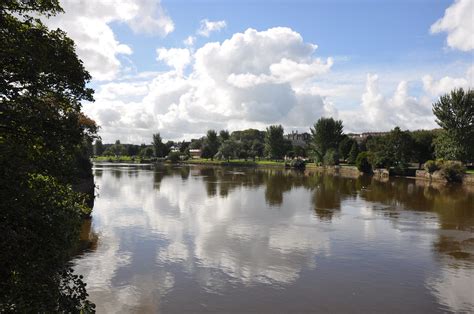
46,0,473,143
116,0,469,71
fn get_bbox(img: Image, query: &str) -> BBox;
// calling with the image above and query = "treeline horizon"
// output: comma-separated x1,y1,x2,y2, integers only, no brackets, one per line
96,127,443,147
93,126,441,164
93,88,473,176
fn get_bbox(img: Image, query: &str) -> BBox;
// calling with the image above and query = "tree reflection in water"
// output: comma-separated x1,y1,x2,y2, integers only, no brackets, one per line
76,163,474,313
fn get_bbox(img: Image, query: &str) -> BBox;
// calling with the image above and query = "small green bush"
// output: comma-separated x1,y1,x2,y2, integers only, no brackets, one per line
347,142,359,164
439,161,466,183
356,152,372,173
290,159,306,169
167,151,181,163
323,149,339,166
424,160,440,173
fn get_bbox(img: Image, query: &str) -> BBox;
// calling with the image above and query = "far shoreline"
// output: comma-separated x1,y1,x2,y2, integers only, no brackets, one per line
92,158,474,186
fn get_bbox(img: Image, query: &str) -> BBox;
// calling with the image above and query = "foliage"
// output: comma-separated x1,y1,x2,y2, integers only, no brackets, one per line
218,139,241,161
264,125,288,160
219,130,230,143
250,140,265,160
347,141,359,164
152,133,169,158
1,0,63,16
432,88,474,162
323,148,339,166
411,130,436,168
178,141,190,153
387,127,413,170
338,136,355,161
231,128,265,160
434,130,466,161
167,151,181,163
356,152,372,173
289,159,306,169
103,140,127,156
439,161,466,183
94,139,104,156
365,127,413,170
423,160,440,173
139,146,154,158
365,136,392,169
310,117,344,162
1,1,95,310
293,145,307,158
202,130,219,160
189,138,203,149
1,175,95,312
200,144,213,159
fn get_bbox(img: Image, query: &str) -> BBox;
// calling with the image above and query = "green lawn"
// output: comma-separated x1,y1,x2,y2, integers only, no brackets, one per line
466,169,474,174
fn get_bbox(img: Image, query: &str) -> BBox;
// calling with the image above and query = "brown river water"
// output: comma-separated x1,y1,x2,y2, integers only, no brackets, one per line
74,163,474,313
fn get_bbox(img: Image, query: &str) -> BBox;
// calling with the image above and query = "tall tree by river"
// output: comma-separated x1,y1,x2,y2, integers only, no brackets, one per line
0,0,96,311
310,117,344,163
432,88,474,163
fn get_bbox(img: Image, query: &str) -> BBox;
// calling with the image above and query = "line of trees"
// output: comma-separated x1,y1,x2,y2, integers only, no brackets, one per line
95,90,472,178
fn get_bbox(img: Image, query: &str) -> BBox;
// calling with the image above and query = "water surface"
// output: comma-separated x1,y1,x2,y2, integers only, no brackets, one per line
75,163,474,313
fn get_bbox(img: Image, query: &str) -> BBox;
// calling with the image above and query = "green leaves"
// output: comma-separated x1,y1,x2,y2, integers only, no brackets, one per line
264,125,288,160
310,117,344,163
1,2,96,311
432,88,474,162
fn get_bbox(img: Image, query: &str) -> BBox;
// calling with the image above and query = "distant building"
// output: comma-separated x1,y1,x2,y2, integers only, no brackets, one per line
170,145,180,153
189,149,202,159
348,132,390,143
285,131,310,147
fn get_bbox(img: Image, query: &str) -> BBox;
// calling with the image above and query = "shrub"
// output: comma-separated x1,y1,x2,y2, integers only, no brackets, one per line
167,151,181,163
356,152,372,173
323,149,339,166
439,161,466,183
424,160,440,173
290,159,306,169
347,141,359,164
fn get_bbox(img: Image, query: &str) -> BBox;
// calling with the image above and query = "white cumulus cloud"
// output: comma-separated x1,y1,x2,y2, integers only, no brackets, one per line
340,74,436,132
84,27,335,142
156,48,192,73
197,19,227,37
430,0,474,52
83,25,472,144
183,36,196,47
45,0,174,80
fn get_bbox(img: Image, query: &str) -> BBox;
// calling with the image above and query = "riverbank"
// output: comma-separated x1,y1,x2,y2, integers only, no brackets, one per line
92,157,312,168
93,156,155,163
185,160,474,185
415,169,474,185
185,158,298,167
92,158,474,185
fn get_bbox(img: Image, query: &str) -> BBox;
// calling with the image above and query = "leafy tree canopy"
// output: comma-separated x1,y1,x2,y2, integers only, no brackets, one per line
310,117,344,162
1,1,96,311
264,125,288,160
432,88,473,162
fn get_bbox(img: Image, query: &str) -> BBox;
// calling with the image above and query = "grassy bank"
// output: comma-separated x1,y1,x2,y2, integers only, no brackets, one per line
185,158,290,167
186,158,323,169
92,156,154,163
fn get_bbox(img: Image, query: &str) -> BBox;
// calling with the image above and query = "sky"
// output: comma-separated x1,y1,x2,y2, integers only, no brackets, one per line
44,0,473,144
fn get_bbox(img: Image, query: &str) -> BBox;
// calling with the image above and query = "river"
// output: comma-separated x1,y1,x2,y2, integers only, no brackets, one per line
73,163,474,313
